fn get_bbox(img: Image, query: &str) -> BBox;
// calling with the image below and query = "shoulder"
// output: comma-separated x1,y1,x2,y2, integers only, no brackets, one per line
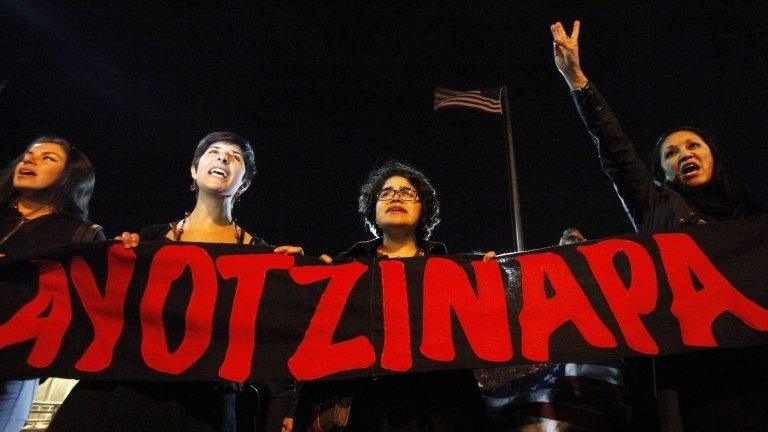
246,232,269,247
421,240,448,255
337,239,381,259
139,223,174,241
53,214,105,243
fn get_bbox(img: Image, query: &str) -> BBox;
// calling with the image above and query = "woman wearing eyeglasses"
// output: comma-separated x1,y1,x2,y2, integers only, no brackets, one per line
295,160,490,432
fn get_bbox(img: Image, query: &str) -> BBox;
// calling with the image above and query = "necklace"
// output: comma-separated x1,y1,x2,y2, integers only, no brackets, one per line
172,213,242,243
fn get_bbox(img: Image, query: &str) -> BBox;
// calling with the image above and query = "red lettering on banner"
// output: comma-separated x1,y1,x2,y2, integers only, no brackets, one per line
379,260,411,371
654,233,768,346
288,262,373,380
421,258,513,362
216,254,294,382
518,252,617,362
71,244,136,372
140,245,218,374
579,240,660,354
0,261,71,368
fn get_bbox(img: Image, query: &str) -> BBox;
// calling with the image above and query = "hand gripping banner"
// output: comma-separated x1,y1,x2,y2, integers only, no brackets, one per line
0,217,766,383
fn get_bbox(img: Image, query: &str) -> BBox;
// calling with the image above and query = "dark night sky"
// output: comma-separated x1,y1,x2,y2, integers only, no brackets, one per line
1,2,766,255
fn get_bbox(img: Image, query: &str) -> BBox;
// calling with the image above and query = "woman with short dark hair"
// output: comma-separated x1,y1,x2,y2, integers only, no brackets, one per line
50,131,302,432
0,135,104,431
297,160,490,432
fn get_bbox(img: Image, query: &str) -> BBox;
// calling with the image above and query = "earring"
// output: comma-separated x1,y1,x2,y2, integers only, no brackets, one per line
189,181,197,192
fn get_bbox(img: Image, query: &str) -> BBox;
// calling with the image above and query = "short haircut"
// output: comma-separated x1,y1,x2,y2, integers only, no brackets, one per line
191,132,257,182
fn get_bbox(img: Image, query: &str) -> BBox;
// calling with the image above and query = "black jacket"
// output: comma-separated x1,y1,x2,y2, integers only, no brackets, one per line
0,205,104,254
295,238,489,432
337,238,448,259
572,82,706,232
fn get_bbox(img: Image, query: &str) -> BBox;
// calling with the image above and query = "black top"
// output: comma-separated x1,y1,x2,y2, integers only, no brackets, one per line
0,204,105,255
296,238,489,432
337,237,448,259
139,222,268,246
572,82,720,231
49,223,285,432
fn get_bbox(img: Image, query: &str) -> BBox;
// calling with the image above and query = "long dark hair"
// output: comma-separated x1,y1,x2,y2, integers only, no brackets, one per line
0,136,95,220
652,127,760,219
359,160,441,241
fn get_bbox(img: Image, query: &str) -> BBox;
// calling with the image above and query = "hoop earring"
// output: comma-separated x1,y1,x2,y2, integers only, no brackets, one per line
189,181,197,192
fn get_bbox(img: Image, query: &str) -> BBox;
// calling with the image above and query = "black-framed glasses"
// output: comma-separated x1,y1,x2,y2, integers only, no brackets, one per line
377,187,419,201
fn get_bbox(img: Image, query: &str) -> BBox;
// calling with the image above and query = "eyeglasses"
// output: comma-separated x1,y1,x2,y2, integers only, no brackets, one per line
377,187,419,201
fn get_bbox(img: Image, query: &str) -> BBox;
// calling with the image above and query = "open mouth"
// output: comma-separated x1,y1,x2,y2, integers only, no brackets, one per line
680,162,700,178
208,167,228,179
387,206,406,213
17,168,36,177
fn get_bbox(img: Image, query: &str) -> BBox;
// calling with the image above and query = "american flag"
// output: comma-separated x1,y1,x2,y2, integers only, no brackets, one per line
433,86,503,114
479,362,631,431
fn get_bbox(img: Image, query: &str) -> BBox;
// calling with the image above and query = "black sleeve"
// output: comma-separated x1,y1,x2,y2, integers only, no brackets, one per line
571,82,660,231
138,223,173,241
91,226,106,242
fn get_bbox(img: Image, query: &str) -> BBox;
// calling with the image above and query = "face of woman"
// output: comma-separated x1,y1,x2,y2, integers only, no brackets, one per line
13,142,67,193
191,142,249,198
375,176,422,236
660,130,714,189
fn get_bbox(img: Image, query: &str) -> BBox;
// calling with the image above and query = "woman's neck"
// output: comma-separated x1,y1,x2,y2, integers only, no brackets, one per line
188,191,234,226
15,195,55,220
380,231,419,258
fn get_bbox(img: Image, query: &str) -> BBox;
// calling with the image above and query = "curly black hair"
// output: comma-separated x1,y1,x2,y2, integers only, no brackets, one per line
359,160,440,241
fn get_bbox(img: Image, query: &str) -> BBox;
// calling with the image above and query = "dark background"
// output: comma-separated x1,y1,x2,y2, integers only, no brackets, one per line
2,2,766,255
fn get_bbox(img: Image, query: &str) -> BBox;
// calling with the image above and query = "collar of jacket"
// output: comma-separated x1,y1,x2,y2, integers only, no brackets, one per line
339,238,447,259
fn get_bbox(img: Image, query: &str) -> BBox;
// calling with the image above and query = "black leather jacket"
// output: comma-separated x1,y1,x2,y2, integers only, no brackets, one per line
571,82,706,232
337,238,448,259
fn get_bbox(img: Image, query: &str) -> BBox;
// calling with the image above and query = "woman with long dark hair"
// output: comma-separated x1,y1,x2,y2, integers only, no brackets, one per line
50,132,302,432
296,160,491,432
550,21,761,232
551,21,766,431
0,135,104,431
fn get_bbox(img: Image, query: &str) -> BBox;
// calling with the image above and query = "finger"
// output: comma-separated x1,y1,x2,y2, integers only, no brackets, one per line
319,254,333,264
571,20,581,41
550,23,560,39
482,251,496,262
117,232,131,247
556,21,567,39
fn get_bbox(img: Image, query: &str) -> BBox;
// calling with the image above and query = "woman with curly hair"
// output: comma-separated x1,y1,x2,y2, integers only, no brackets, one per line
295,160,490,432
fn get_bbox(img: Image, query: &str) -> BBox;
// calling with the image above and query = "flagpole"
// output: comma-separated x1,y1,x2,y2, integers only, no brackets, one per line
501,85,524,252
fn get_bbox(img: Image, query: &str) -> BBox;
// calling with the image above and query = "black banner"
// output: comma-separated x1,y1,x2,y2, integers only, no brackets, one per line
1,218,767,383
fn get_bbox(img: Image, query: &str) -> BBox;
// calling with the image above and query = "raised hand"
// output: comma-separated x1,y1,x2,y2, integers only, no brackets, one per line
550,20,588,89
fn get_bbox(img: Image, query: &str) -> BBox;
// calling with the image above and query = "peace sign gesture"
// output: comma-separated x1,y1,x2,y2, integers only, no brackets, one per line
550,21,588,90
